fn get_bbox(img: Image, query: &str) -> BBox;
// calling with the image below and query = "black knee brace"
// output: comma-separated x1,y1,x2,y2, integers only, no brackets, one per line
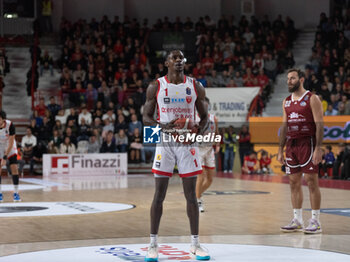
12,175,19,185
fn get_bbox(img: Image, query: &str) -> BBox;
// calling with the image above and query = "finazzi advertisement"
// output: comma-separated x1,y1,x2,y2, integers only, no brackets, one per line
43,153,127,177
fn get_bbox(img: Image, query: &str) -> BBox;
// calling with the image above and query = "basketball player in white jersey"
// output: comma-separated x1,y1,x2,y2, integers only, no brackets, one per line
196,97,220,213
143,50,210,261
0,111,21,202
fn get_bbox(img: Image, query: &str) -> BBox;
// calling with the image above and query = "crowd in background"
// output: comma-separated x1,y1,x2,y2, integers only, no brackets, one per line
304,4,350,115
22,12,350,178
22,14,297,172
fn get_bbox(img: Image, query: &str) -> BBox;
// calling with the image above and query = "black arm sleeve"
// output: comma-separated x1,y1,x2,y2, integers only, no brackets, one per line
9,123,15,135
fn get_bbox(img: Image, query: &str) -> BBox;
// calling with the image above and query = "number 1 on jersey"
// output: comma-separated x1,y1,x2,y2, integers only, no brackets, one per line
165,88,168,96
194,159,198,167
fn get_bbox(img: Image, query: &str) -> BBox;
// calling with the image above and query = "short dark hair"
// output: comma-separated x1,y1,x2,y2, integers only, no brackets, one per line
287,68,305,79
0,110,6,120
326,145,332,151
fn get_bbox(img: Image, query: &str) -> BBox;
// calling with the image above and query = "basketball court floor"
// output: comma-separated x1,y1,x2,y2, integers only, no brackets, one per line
0,172,349,261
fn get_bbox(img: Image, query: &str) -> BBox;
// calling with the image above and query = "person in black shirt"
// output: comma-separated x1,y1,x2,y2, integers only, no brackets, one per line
100,131,117,153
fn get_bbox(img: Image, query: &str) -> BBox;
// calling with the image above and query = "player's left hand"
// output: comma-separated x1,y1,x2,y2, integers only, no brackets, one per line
312,147,323,165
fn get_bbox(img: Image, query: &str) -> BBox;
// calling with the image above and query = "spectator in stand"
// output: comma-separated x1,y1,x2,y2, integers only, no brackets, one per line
128,114,142,136
77,118,91,142
102,108,116,123
87,135,100,153
320,145,335,178
47,96,61,118
38,116,53,144
78,106,92,125
206,70,224,87
259,150,272,174
72,64,86,83
102,118,114,138
64,127,77,146
325,104,338,116
223,126,237,173
333,143,350,180
242,151,258,174
100,130,117,153
115,114,128,133
35,97,47,118
49,129,62,151
59,136,76,154
115,129,128,153
264,53,278,81
40,50,54,76
129,128,142,163
55,109,67,127
21,127,37,162
239,125,251,165
30,141,47,175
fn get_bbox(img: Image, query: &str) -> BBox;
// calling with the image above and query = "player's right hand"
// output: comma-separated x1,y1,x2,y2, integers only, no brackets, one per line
161,118,178,131
277,149,284,165
1,158,6,167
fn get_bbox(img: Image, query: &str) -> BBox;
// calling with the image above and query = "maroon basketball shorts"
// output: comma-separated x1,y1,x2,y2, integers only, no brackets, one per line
285,136,318,175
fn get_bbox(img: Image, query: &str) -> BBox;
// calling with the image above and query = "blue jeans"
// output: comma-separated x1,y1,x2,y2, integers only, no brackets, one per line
224,148,235,171
141,146,156,163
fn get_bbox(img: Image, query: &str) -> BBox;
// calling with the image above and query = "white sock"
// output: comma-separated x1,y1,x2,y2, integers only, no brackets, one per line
150,234,158,246
312,210,320,222
293,209,303,223
14,185,19,194
191,235,199,246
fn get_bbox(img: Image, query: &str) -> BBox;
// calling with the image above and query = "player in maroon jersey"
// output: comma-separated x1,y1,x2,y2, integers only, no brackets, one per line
278,69,324,234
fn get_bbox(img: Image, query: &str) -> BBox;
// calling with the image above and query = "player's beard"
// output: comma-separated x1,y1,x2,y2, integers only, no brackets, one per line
288,80,300,93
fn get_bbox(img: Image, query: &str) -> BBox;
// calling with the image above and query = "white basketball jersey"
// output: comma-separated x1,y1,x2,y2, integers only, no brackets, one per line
196,113,216,135
156,75,197,123
0,120,17,154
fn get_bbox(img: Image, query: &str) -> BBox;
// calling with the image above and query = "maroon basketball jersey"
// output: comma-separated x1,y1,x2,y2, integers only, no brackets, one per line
284,91,316,139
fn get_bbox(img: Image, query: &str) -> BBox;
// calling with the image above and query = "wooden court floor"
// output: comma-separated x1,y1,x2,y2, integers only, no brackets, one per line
0,173,350,257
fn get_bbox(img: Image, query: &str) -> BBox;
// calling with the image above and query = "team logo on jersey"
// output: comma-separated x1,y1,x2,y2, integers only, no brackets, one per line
156,154,161,160
285,101,291,107
164,98,170,104
300,101,307,107
304,95,309,101
186,87,191,95
186,96,192,104
190,148,195,156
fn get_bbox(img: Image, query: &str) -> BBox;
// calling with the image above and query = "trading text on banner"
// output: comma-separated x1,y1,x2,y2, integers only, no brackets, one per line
205,87,260,125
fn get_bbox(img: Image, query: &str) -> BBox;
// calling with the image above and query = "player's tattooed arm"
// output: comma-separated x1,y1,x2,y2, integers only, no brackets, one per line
143,81,176,129
277,99,287,164
195,80,208,135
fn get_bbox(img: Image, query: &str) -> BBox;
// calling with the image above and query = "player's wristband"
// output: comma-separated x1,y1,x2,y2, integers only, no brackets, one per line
2,155,7,160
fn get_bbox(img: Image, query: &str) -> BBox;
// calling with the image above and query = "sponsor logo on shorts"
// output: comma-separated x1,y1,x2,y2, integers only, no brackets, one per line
156,154,161,160
155,161,161,167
